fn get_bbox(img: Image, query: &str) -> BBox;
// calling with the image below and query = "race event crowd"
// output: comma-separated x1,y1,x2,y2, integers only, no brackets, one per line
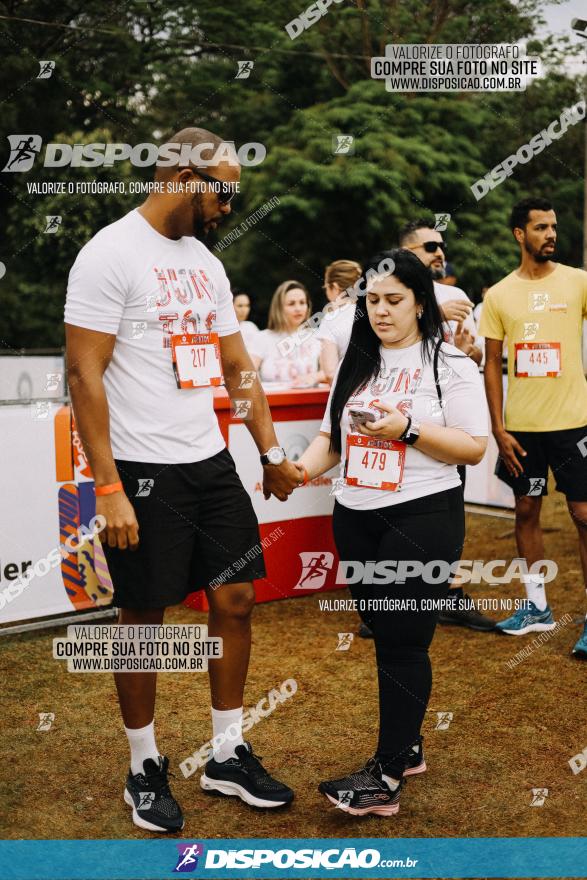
63,127,587,830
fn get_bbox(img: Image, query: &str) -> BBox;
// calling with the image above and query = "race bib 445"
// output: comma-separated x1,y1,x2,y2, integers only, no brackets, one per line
514,342,561,378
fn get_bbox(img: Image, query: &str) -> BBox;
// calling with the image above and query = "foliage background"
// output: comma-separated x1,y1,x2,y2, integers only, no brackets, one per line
0,0,584,347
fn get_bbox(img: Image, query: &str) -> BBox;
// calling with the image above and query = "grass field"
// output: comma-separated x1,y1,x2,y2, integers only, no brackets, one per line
1,490,586,851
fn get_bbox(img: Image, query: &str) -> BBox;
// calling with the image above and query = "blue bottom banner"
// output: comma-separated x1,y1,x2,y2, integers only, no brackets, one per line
0,837,586,879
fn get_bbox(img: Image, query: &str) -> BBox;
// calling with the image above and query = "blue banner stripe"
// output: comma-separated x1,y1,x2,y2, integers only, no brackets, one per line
0,838,586,879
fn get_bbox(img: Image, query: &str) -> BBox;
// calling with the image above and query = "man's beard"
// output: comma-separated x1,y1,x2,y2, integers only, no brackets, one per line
193,208,208,239
430,264,445,281
191,195,213,239
524,240,555,263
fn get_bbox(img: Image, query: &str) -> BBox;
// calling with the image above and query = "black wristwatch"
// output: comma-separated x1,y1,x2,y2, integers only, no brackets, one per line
398,415,421,446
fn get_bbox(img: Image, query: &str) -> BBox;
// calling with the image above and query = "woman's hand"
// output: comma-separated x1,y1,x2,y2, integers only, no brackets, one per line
358,400,409,441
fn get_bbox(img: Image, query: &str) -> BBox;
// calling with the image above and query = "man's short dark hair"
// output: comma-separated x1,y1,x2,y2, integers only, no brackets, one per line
398,217,438,246
509,197,554,232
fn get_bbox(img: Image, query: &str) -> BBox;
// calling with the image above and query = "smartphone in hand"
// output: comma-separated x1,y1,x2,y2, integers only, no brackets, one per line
349,408,377,429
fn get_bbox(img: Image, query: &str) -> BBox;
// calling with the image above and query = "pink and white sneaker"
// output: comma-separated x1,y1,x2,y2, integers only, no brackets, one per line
318,757,402,817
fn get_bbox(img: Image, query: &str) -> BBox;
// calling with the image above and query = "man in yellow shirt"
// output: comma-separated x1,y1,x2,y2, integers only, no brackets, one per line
480,197,587,657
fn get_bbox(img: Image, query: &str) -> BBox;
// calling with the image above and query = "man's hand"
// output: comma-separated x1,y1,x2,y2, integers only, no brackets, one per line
96,492,140,550
495,430,527,478
454,321,476,356
440,298,474,323
262,459,304,501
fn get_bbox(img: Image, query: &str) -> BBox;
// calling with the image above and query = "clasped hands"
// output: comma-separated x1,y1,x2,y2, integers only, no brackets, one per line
262,401,409,502
262,457,306,502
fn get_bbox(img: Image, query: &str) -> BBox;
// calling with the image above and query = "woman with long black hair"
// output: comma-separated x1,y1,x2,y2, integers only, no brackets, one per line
295,249,488,816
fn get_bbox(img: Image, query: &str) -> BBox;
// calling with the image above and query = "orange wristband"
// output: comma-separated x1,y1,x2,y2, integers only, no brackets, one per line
94,481,123,496
300,465,309,486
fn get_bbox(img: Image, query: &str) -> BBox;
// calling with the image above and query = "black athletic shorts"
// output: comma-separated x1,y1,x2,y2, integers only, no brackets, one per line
495,425,587,500
103,448,266,609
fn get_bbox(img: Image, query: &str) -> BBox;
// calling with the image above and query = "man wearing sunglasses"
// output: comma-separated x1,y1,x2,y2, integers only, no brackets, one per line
65,127,299,833
399,219,482,367
183,165,239,207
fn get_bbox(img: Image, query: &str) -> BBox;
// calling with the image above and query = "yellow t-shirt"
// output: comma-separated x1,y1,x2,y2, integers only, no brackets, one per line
479,263,587,431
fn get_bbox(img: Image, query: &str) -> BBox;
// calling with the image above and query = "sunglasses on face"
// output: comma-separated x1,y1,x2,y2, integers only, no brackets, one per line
420,240,447,254
178,167,238,205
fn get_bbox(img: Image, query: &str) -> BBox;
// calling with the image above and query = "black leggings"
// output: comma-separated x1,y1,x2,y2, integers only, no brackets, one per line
332,486,465,777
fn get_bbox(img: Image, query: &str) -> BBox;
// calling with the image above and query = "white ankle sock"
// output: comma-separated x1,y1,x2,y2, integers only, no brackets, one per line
381,772,401,792
125,721,160,775
211,706,244,763
523,573,547,611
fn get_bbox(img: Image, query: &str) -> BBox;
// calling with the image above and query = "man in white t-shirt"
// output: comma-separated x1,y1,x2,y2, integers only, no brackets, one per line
65,128,299,832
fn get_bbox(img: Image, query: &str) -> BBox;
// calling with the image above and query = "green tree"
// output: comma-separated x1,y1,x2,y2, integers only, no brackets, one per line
2,129,137,348
0,0,584,345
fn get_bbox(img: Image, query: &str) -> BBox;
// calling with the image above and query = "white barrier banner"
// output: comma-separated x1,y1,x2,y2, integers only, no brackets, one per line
0,403,112,624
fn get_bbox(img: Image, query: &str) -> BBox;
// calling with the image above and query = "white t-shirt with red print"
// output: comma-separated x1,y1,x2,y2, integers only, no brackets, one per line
320,340,488,510
65,209,240,464
249,329,320,385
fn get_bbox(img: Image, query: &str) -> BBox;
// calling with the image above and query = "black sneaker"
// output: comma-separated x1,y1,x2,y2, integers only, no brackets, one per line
318,757,402,816
403,736,426,777
124,756,184,833
438,589,496,631
200,742,294,808
358,622,374,639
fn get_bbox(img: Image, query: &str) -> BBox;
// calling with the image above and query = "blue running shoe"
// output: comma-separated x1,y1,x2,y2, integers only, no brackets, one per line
572,619,587,659
496,601,555,636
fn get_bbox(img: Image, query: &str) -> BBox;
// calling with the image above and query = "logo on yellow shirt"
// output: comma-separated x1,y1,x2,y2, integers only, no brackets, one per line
528,292,550,311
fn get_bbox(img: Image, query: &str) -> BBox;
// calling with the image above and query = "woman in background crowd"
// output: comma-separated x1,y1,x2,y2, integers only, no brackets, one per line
249,280,325,386
232,288,260,348
316,260,362,383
